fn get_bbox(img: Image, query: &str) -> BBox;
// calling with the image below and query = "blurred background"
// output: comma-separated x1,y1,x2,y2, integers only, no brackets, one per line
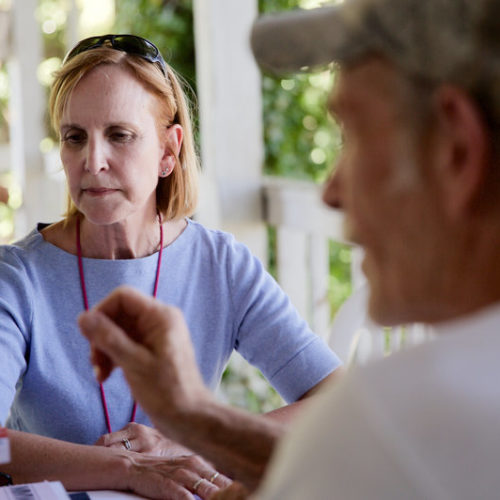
0,0,358,412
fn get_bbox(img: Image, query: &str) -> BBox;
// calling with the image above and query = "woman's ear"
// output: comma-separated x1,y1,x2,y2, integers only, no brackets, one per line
159,124,184,177
432,85,491,219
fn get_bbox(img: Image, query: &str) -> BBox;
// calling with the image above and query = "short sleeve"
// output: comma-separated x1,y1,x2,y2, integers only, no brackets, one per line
0,247,32,424
226,238,341,402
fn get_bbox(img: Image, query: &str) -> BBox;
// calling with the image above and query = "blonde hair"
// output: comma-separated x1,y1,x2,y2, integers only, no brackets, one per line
49,47,199,221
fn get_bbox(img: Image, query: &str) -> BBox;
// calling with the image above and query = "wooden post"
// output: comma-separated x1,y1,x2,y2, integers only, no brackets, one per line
192,0,267,263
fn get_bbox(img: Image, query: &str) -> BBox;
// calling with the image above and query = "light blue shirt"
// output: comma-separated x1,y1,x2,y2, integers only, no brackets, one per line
0,219,340,443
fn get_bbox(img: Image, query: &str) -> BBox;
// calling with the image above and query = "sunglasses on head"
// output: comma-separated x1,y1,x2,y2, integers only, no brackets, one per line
63,34,167,75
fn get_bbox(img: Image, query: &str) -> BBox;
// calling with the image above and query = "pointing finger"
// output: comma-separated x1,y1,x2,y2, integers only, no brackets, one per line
78,309,148,381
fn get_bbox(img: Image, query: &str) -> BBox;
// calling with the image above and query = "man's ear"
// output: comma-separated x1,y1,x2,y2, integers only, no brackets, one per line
159,124,183,176
432,85,491,219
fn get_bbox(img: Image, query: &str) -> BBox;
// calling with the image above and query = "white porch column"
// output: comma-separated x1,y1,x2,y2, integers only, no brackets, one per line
10,0,63,236
193,0,266,263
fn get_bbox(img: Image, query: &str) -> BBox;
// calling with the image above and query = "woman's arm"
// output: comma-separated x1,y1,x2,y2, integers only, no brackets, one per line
4,430,130,489
4,429,229,499
263,370,341,424
226,239,342,409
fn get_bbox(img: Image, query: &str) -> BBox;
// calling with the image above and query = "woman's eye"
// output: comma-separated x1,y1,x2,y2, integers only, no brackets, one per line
62,132,85,144
110,131,134,143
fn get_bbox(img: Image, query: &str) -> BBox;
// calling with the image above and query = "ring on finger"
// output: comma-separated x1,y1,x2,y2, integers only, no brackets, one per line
193,478,205,491
209,472,219,483
121,438,132,451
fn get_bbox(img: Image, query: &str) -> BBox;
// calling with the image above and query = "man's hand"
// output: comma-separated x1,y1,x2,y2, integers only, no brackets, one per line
78,285,211,427
211,482,250,499
79,286,282,491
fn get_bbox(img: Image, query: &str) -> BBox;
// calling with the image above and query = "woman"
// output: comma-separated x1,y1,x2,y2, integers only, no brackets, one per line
0,35,340,498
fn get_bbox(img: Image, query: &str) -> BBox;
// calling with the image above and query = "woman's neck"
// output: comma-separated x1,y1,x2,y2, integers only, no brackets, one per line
78,216,161,260
41,215,188,259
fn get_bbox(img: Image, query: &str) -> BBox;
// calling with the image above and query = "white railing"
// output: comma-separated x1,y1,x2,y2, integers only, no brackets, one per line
262,176,434,362
262,176,348,340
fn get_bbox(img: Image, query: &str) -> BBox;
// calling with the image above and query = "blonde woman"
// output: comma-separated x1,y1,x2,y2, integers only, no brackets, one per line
0,35,340,498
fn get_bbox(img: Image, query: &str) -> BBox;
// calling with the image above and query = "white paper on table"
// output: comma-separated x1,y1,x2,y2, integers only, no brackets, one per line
86,491,147,499
0,480,70,499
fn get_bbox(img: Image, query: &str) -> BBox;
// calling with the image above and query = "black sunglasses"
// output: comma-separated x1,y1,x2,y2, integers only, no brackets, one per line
63,34,167,75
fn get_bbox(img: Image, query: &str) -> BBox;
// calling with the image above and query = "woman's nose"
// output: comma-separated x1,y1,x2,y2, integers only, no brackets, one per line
85,138,109,174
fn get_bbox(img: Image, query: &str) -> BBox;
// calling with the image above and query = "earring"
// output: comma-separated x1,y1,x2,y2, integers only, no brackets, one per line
161,165,172,177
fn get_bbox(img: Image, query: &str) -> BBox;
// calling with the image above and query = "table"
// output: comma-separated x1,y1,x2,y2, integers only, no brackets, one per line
85,492,146,499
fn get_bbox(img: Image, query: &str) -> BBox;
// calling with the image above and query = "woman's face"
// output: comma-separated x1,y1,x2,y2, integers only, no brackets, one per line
59,64,168,227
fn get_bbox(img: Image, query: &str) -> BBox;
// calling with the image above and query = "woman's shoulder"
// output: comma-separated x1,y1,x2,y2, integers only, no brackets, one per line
0,224,63,269
1,226,42,256
0,227,48,293
186,218,248,251
184,219,264,279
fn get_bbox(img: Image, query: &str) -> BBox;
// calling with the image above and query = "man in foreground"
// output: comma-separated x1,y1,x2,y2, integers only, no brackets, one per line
80,0,500,497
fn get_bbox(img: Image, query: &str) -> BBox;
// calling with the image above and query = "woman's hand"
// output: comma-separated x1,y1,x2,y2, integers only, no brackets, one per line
123,452,232,499
96,422,233,498
95,422,195,457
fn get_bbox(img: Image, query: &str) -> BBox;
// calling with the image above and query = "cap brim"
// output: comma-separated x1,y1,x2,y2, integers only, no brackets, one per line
251,4,367,75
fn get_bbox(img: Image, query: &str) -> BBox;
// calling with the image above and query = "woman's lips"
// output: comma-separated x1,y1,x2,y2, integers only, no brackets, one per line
83,188,118,196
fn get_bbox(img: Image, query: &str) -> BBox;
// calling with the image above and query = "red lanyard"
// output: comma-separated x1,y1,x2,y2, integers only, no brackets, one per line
76,213,164,434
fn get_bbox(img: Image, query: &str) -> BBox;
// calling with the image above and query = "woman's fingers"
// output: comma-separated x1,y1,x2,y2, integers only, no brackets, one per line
126,454,233,500
95,423,168,454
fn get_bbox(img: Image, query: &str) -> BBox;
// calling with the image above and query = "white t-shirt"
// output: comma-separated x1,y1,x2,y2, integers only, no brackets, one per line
256,303,500,500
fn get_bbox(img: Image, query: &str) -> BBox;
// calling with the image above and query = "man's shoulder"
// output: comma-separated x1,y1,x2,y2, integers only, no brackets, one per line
259,312,500,500
292,313,500,449
345,315,500,406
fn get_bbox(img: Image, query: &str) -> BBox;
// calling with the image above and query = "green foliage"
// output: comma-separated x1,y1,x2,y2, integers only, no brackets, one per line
260,0,351,319
266,225,278,280
259,0,343,183
0,66,9,143
262,71,342,183
114,0,343,184
112,0,199,142
329,241,353,317
220,353,283,413
35,0,69,140
259,0,305,12
37,0,68,59
113,0,196,91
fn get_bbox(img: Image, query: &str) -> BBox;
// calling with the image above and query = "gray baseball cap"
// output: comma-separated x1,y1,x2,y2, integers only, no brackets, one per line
251,0,500,91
